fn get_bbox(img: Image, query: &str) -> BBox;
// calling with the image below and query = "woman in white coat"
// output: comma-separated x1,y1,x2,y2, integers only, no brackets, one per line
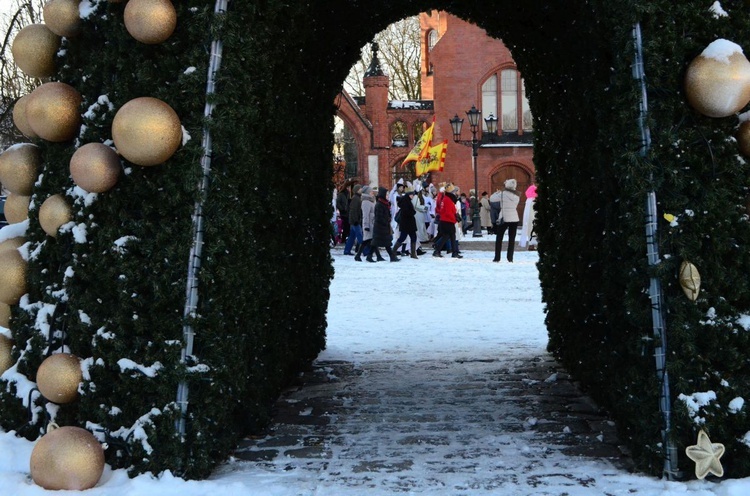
492,179,521,263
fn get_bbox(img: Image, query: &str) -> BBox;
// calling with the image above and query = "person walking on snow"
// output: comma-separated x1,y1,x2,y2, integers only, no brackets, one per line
432,183,462,258
355,186,380,262
392,187,419,259
493,178,521,263
343,185,363,255
369,187,400,262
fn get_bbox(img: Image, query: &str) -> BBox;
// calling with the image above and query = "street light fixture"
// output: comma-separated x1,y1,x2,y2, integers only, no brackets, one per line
449,105,496,237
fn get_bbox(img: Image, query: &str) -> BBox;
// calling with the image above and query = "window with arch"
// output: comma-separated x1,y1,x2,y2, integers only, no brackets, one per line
428,29,438,51
481,68,533,133
390,120,408,147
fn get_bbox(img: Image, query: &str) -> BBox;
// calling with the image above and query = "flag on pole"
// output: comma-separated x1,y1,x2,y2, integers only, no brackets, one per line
401,119,435,167
415,139,448,176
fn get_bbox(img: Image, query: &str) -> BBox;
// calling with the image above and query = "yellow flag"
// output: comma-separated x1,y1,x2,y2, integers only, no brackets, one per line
401,120,434,167
415,140,447,176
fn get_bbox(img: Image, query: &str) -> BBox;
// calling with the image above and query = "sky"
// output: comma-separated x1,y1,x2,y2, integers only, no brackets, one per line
2,239,750,494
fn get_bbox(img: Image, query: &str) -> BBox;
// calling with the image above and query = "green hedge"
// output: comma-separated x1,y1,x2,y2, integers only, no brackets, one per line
3,0,750,481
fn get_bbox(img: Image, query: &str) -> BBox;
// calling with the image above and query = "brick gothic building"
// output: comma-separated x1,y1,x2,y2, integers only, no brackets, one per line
335,11,535,207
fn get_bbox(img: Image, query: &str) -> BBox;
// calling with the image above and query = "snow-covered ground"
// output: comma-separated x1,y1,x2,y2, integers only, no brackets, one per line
1,242,749,494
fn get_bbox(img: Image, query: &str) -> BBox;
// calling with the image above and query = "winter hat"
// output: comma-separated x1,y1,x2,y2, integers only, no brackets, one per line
361,185,372,195
377,186,388,198
405,187,415,195
444,183,455,193
504,178,517,190
353,184,362,194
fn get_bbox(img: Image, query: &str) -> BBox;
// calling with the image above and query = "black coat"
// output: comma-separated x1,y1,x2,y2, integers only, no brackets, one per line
396,194,417,234
372,197,393,248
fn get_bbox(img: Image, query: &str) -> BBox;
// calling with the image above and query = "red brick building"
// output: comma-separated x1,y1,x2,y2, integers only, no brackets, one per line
335,11,535,204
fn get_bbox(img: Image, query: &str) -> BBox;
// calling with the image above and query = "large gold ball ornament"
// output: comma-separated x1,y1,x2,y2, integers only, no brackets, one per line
43,0,82,38
0,335,12,375
0,143,41,196
0,237,25,256
70,143,121,193
0,303,10,328
124,0,177,45
30,425,105,490
0,248,27,305
11,24,61,78
36,353,82,404
4,194,31,224
685,41,750,118
679,260,701,302
112,97,182,166
39,194,72,238
26,82,82,142
13,94,39,139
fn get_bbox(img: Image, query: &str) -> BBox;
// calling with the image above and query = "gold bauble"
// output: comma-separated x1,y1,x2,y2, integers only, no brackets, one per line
43,0,82,38
26,82,82,142
70,143,121,193
124,0,177,45
112,97,182,166
0,303,10,328
0,249,27,305
4,194,31,224
36,353,82,404
11,24,60,78
0,237,25,256
0,335,12,374
13,94,39,139
679,260,701,302
0,143,41,196
685,49,750,118
30,425,105,490
39,194,72,238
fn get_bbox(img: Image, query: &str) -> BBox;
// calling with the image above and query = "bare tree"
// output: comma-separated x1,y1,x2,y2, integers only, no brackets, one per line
343,16,421,101
0,0,45,147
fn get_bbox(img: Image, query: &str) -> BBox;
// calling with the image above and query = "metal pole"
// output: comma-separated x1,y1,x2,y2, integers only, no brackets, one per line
472,136,482,237
175,0,228,441
633,22,679,480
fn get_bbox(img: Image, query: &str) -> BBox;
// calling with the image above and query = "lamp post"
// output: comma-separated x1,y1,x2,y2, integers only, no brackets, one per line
450,106,498,237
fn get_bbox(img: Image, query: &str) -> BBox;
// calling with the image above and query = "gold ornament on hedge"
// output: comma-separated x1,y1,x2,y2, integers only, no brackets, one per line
30,425,105,491
685,40,750,118
679,261,701,302
0,335,12,375
0,237,25,257
0,248,27,306
13,94,39,139
39,194,72,238
686,429,725,479
4,194,31,224
43,0,83,38
0,302,10,329
124,0,177,45
11,24,61,78
26,82,82,142
36,353,82,404
0,143,41,196
70,143,121,193
112,97,182,166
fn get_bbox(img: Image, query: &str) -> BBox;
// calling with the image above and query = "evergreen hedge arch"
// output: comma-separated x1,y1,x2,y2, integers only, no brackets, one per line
2,0,750,481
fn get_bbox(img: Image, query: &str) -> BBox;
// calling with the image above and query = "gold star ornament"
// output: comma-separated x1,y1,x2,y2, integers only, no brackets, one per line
685,430,725,479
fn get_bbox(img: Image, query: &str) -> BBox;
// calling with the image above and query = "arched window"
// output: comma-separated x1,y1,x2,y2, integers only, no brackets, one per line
428,29,438,51
391,120,408,147
481,68,533,133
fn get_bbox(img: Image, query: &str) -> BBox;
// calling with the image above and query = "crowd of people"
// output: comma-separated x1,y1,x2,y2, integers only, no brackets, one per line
331,178,537,263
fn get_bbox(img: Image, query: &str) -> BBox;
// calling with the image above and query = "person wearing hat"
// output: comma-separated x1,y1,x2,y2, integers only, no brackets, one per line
493,178,521,263
368,186,400,262
432,183,462,258
391,186,419,259
354,185,381,262
343,184,363,255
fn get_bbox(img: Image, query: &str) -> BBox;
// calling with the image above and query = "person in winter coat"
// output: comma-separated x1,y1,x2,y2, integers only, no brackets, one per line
489,188,503,227
493,178,521,263
368,186,400,262
336,186,351,243
432,183,462,258
355,186,381,262
392,187,419,259
343,184,363,255
479,191,492,234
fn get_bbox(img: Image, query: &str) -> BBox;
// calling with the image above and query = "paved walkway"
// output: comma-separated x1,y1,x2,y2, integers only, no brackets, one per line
234,352,635,494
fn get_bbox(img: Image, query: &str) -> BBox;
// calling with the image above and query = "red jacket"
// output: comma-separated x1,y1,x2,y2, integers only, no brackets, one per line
436,192,458,223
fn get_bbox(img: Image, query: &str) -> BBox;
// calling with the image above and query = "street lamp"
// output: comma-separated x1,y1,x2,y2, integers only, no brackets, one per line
450,105,496,237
